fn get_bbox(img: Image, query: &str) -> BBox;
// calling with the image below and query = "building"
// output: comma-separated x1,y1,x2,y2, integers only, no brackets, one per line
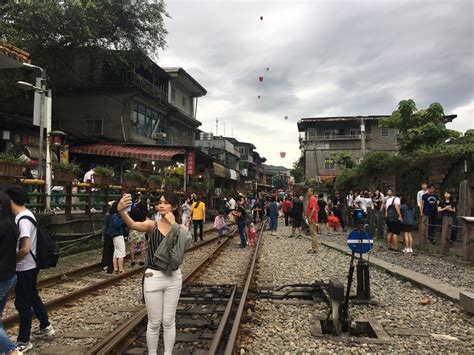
262,164,291,189
297,116,398,181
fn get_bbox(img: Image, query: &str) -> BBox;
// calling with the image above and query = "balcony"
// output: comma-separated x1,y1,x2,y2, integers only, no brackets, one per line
306,133,372,142
104,70,168,102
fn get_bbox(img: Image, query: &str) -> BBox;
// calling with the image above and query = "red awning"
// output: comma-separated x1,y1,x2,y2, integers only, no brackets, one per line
70,144,184,161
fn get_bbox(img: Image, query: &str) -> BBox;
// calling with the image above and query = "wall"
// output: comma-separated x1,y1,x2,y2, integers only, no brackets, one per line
169,81,194,117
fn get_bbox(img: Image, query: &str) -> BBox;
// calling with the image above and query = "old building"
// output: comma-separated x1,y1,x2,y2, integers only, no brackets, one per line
297,116,398,180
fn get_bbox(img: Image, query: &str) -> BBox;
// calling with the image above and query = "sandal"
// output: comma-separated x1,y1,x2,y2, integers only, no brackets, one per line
113,270,119,274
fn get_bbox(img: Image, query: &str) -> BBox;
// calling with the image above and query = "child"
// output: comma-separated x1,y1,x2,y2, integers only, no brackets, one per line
248,223,257,246
214,210,230,244
327,212,340,232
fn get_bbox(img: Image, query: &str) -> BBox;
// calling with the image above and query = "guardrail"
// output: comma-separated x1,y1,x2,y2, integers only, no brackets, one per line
0,177,184,217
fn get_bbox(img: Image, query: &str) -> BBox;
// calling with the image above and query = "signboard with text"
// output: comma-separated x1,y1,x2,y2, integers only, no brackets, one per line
186,150,195,176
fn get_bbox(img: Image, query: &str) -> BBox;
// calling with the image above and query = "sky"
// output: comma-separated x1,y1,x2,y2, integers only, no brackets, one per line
157,0,474,168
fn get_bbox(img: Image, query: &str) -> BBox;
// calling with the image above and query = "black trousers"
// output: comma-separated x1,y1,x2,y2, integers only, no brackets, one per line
334,209,345,229
101,234,114,272
284,212,291,226
193,219,204,242
15,268,50,342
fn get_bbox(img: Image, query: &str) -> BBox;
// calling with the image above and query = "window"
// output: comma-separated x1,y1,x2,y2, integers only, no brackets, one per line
307,129,316,141
131,100,167,140
171,88,176,102
237,147,245,155
182,96,187,107
324,131,330,139
350,129,357,138
84,119,103,135
324,158,335,170
381,128,389,137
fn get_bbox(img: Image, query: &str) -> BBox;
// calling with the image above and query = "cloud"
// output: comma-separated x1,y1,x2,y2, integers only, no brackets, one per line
158,0,474,167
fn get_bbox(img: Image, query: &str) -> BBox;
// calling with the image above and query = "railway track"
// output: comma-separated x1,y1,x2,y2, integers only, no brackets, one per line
85,219,268,355
3,228,220,329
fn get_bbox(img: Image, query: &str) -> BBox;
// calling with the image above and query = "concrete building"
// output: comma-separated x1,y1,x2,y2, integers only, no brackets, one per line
194,133,240,172
297,116,398,181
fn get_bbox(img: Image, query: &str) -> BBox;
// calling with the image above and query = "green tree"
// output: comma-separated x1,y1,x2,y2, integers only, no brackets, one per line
331,151,355,169
291,154,304,183
381,99,460,153
0,0,168,64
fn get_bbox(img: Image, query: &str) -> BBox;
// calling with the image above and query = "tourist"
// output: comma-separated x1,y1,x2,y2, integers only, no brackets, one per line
416,182,429,216
248,222,257,246
384,189,402,251
0,192,23,355
317,193,329,235
438,190,457,242
282,196,293,227
354,191,372,213
267,196,279,236
232,195,247,248
100,201,114,273
289,195,304,238
3,185,55,353
128,193,147,266
107,201,126,273
332,191,346,231
228,195,236,211
190,195,205,243
117,192,192,355
252,198,263,223
421,184,439,244
400,195,415,253
181,197,192,230
306,188,319,254
213,210,230,244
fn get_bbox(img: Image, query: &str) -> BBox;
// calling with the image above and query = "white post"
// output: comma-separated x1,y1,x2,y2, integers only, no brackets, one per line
37,78,45,179
45,90,52,212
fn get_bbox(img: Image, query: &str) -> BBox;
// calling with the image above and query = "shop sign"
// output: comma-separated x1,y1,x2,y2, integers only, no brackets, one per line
186,150,195,176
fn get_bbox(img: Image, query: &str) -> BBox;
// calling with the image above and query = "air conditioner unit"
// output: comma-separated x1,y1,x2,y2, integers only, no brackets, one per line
153,132,167,139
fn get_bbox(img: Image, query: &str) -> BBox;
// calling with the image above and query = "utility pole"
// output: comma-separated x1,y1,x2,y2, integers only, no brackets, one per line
45,89,52,212
360,118,366,158
216,117,218,136
38,75,46,179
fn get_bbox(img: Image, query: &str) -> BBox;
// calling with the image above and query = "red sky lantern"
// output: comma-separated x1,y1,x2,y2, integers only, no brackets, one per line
280,152,286,158
258,75,263,82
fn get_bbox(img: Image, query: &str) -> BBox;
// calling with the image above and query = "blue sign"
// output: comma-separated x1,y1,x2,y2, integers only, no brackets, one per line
347,230,373,254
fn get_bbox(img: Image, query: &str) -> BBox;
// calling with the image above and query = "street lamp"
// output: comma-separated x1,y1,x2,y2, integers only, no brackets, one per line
17,73,53,212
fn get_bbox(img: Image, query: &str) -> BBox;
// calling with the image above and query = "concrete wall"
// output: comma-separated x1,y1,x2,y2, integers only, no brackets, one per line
169,81,194,117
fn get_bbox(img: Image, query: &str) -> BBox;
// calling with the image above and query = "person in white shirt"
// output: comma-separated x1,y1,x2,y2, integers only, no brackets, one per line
228,196,236,210
4,185,55,353
416,182,428,215
346,191,354,208
83,165,95,184
354,193,372,212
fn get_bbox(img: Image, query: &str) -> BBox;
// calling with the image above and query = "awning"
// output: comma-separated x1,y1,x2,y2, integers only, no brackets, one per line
0,41,30,69
213,162,227,178
70,144,184,161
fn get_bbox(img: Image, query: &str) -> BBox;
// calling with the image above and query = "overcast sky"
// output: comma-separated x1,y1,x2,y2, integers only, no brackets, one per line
158,0,474,168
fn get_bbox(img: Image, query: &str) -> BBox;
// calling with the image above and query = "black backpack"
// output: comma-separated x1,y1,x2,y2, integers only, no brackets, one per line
386,197,399,222
17,215,60,269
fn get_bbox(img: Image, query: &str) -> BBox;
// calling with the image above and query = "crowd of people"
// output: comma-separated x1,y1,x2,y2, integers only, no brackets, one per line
0,182,459,354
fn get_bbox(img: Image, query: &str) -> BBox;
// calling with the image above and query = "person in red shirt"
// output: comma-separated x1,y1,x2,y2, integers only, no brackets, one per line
282,196,293,227
306,188,320,254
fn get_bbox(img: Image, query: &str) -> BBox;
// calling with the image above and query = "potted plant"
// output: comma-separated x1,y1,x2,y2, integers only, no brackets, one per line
123,169,146,188
0,152,24,177
188,180,205,193
93,165,115,185
53,162,80,182
164,175,180,191
148,174,162,190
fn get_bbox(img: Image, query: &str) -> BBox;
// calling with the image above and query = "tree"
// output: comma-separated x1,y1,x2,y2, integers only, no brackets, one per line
380,99,460,153
291,154,304,183
0,0,169,65
331,151,355,169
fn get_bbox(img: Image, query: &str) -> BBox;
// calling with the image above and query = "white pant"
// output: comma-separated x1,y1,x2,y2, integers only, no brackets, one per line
143,268,182,355
112,235,126,258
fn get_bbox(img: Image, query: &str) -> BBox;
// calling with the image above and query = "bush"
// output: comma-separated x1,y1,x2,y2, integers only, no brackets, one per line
123,169,146,182
94,165,115,177
148,174,162,183
53,161,80,173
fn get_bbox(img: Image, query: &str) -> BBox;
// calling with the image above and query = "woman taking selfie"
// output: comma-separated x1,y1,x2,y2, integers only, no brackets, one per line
117,192,192,355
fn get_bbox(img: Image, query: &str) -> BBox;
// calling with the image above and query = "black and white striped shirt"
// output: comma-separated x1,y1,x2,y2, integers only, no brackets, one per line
145,216,164,271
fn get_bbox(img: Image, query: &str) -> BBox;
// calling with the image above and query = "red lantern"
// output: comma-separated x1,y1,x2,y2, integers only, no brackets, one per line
280,152,286,158
258,75,263,82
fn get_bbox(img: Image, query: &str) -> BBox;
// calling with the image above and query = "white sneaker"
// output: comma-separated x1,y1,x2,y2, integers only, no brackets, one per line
409,248,413,253
33,324,55,337
90,208,97,212
402,248,408,253
16,342,33,353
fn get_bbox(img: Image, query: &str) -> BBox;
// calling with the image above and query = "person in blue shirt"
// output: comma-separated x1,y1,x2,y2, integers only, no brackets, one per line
268,196,280,236
421,184,440,244
400,195,415,253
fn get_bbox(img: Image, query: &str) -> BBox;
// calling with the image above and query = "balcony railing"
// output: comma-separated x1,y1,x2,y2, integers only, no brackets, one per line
306,134,372,141
104,71,168,102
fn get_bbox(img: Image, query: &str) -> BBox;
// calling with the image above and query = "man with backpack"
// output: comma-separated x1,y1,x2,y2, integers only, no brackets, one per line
3,185,55,353
384,189,403,251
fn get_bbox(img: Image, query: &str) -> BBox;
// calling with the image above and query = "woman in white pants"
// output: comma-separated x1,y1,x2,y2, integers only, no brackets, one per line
118,192,190,355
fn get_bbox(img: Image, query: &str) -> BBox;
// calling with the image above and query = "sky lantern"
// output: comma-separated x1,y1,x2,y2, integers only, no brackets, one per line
280,152,286,158
258,75,263,82
266,67,270,71
260,16,263,21
257,95,261,99
284,116,288,120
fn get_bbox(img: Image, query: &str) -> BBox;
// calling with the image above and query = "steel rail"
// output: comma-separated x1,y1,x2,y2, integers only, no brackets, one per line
3,229,219,329
87,229,237,355
224,218,267,355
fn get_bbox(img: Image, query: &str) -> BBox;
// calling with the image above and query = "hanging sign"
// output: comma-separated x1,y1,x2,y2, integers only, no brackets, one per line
186,150,195,176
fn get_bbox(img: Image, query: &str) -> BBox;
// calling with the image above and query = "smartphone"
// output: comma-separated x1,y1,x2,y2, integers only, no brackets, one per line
123,193,132,213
